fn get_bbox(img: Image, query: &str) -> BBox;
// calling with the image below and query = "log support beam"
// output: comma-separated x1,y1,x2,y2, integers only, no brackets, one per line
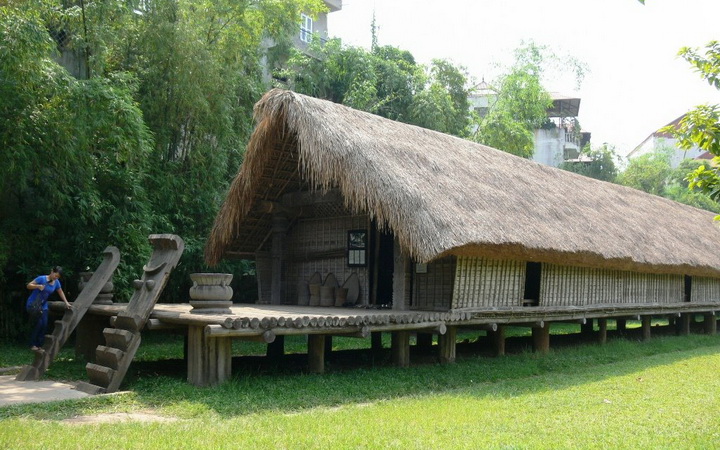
438,326,457,364
581,320,594,339
307,335,326,374
187,325,231,387
391,331,410,367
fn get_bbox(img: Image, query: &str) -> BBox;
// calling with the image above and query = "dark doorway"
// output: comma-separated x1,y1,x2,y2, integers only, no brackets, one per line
684,275,692,302
523,262,542,306
370,225,394,306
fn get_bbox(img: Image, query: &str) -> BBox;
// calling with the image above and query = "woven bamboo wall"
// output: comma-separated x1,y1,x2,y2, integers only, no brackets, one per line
692,277,720,302
540,264,684,306
412,256,456,310
284,213,370,305
451,257,526,309
255,251,272,304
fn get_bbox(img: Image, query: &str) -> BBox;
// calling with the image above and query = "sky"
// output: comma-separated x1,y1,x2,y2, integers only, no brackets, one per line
327,0,720,154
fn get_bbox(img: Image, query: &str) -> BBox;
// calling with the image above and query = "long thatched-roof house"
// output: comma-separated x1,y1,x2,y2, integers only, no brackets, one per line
206,89,720,312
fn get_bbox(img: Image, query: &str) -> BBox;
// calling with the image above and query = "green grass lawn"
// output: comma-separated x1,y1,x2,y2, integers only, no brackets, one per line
1,324,719,448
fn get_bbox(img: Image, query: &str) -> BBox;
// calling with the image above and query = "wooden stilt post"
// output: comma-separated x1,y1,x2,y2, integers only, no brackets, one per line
438,326,457,364
489,326,505,356
597,319,607,345
581,320,594,339
391,331,410,367
705,313,717,335
307,334,325,374
267,335,285,359
616,319,627,334
416,332,433,350
641,316,652,341
678,313,691,336
324,335,333,355
187,325,231,387
371,332,383,352
532,324,550,354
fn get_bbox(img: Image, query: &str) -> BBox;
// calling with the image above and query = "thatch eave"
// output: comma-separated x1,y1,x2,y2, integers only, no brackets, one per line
205,89,720,279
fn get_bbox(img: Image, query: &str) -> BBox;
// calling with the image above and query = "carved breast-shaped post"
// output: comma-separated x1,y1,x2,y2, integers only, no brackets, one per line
189,273,233,314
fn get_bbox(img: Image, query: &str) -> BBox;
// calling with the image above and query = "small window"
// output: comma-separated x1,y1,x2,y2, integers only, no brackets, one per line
347,230,367,267
300,13,313,43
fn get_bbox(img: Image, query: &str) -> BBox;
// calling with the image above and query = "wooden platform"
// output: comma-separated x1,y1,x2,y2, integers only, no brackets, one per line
58,301,720,388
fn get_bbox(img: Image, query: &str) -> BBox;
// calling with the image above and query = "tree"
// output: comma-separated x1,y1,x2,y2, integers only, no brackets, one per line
616,147,720,213
617,147,673,196
472,43,554,157
280,39,472,137
662,42,720,208
559,144,620,182
0,0,323,337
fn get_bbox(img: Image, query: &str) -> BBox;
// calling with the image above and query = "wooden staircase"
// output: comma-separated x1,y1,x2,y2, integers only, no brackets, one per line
15,246,121,381
76,234,184,394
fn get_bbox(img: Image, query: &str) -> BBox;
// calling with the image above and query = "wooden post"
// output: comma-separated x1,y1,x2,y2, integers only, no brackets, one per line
371,332,383,353
704,314,717,335
678,313,691,336
392,242,410,310
489,326,505,356
532,324,550,354
616,319,627,334
270,213,288,305
597,319,607,345
307,335,325,374
75,314,109,362
266,335,285,359
416,332,433,350
438,326,457,364
581,320,594,339
641,316,652,341
391,331,410,367
187,325,231,387
324,335,333,355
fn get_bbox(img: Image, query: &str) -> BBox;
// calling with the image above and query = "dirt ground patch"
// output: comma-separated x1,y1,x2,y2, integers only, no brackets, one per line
62,410,179,425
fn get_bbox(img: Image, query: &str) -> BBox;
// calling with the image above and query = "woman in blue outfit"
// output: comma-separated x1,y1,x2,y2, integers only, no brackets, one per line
26,266,72,351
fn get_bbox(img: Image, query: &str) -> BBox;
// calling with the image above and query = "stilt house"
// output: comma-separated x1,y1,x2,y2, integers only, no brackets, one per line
205,89,720,312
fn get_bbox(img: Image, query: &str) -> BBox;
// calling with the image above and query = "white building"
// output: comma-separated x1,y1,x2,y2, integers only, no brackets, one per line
470,86,591,167
627,115,704,168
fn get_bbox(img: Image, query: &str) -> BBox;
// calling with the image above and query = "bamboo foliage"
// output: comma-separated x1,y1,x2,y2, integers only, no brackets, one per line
451,257,525,309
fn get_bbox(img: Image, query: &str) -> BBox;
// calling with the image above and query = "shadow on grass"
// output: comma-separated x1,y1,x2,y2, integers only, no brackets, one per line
2,327,719,420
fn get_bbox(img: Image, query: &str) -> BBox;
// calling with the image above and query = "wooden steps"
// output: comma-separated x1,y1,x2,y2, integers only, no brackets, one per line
77,234,184,395
15,247,120,382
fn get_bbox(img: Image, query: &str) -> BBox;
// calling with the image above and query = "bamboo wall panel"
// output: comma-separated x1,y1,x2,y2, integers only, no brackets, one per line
451,257,525,309
255,252,272,304
541,264,683,306
412,256,456,310
284,213,370,305
692,277,720,302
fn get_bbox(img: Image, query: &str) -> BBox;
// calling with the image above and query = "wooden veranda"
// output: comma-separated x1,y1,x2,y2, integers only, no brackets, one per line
65,301,720,387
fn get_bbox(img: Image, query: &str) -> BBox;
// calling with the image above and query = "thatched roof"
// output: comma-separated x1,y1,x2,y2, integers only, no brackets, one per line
205,89,720,278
